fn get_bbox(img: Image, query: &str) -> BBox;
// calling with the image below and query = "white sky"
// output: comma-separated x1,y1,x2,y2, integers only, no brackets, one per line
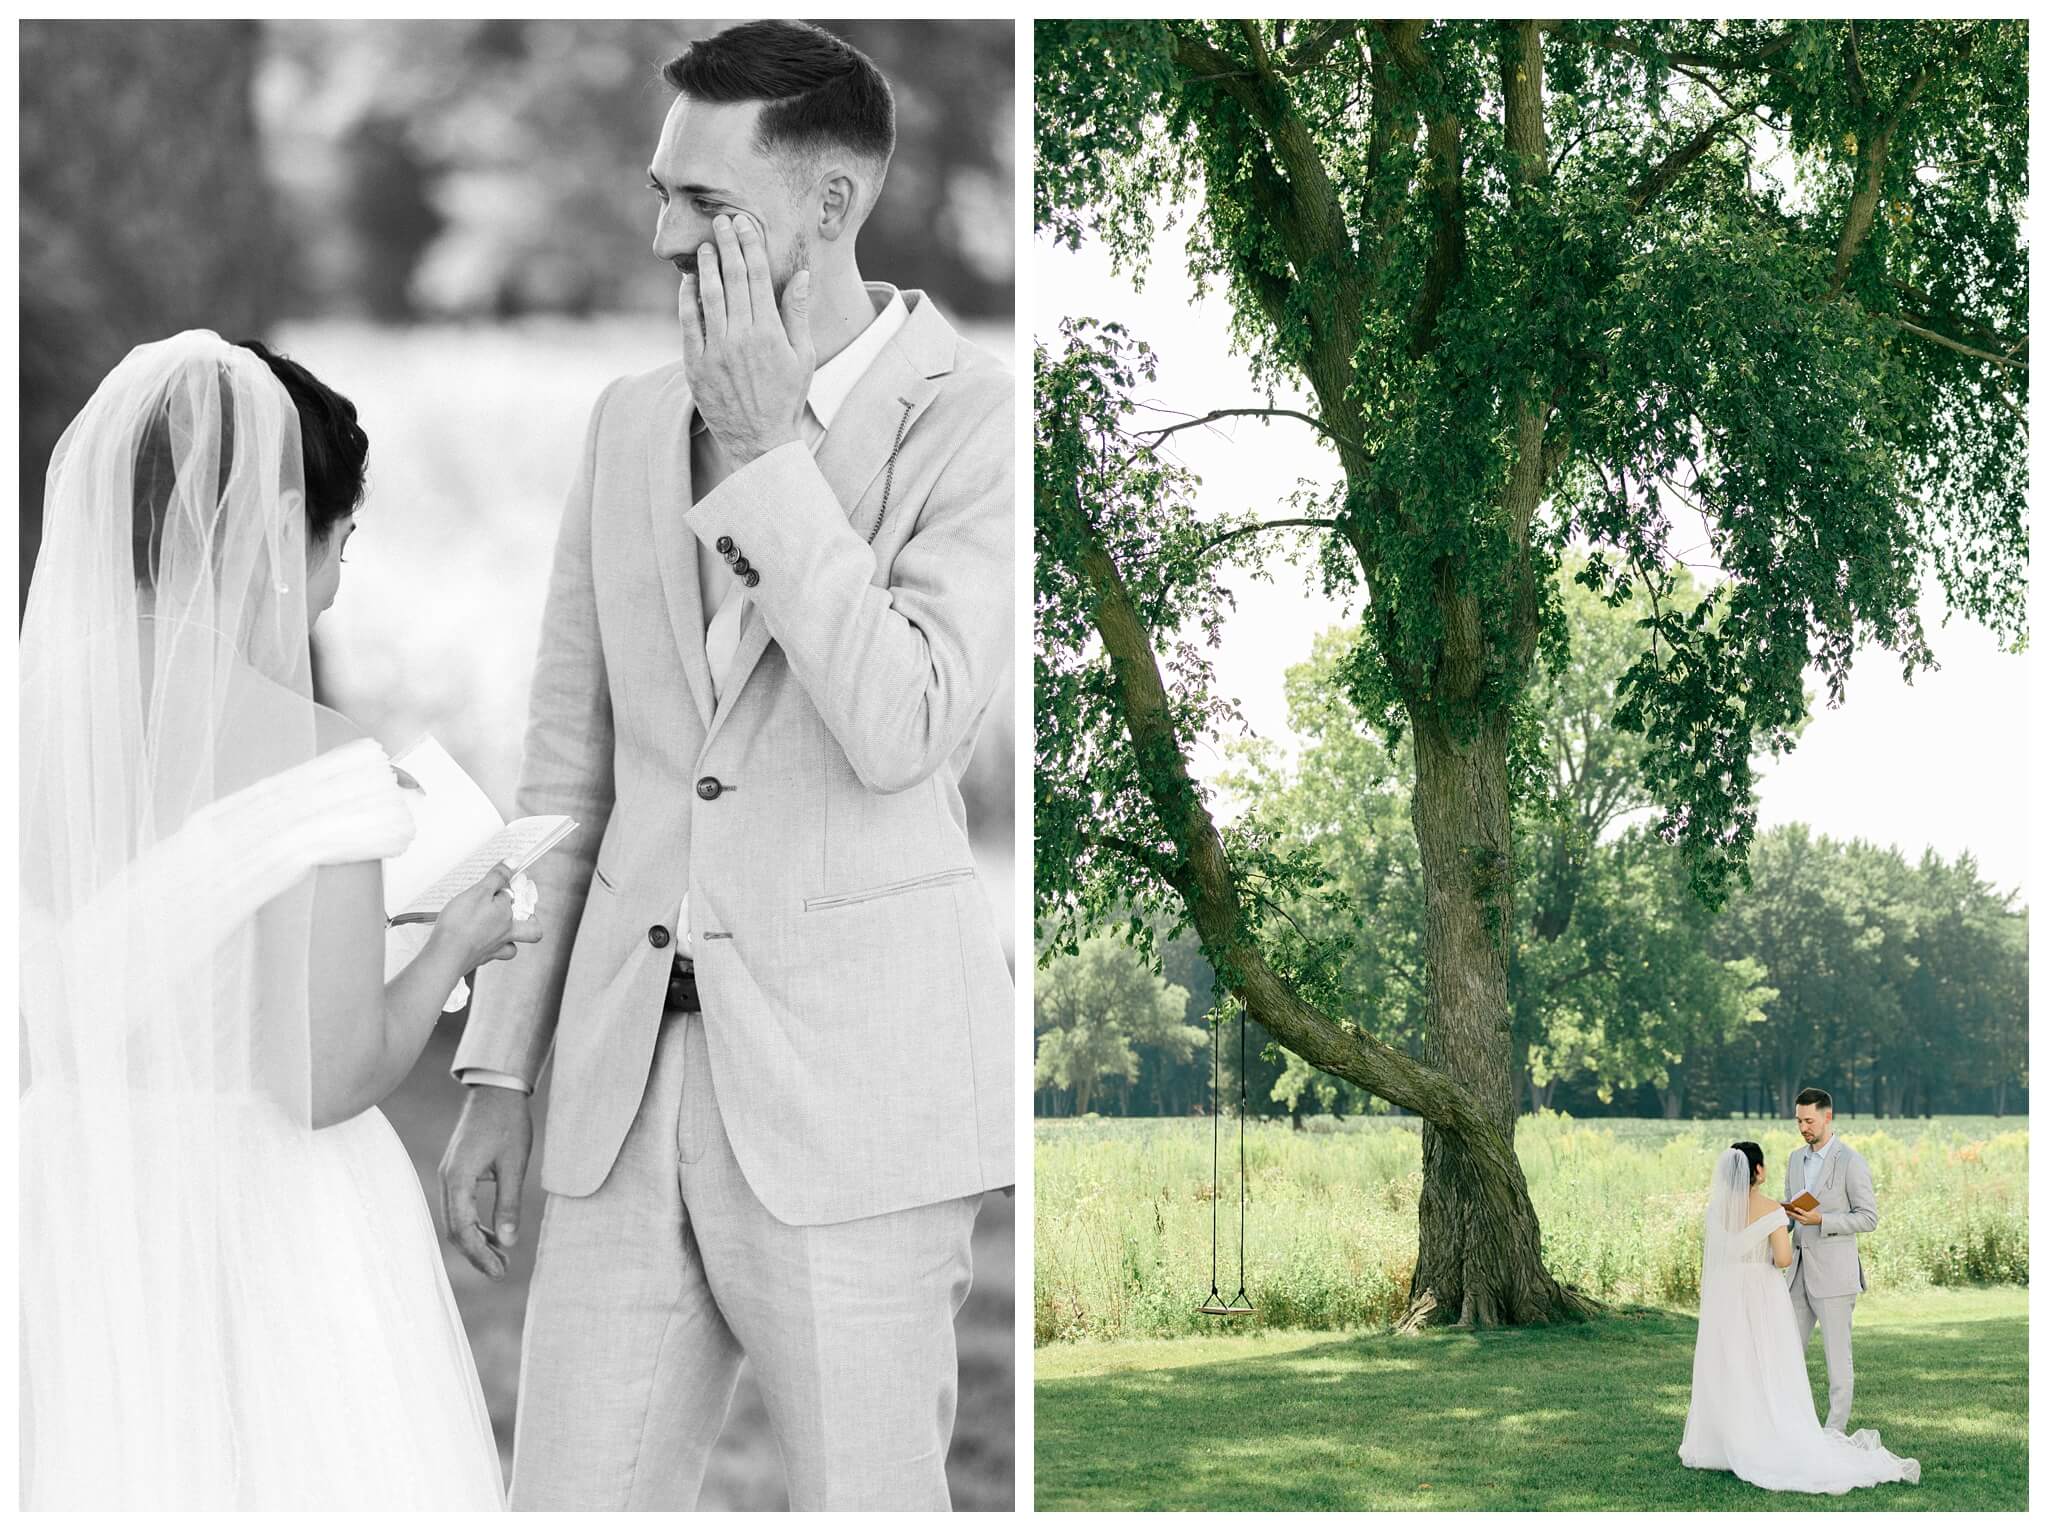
1036,222,2031,900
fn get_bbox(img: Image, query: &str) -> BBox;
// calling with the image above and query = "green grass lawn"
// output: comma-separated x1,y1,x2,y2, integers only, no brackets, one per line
1034,1287,2026,1511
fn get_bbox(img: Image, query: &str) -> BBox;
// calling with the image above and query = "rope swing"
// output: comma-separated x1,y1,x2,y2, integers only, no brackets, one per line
1198,1001,1254,1317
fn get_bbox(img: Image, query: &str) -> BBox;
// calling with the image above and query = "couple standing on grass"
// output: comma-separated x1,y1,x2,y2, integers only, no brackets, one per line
1680,1087,1920,1494
19,21,1013,1512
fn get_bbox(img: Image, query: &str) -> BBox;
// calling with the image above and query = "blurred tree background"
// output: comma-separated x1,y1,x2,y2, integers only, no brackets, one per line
256,18,1012,323
19,18,1016,1509
20,21,282,610
21,17,1012,599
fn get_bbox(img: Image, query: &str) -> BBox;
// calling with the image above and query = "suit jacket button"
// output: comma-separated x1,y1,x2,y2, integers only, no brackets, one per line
732,556,751,577
743,570,760,589
715,535,734,555
721,546,738,565
696,776,723,800
648,925,671,949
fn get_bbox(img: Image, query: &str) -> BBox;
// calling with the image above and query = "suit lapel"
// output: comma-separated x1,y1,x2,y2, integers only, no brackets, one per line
700,318,944,746
646,367,716,731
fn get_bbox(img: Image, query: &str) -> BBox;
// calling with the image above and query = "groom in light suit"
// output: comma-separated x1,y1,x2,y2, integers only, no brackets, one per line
1783,1087,1878,1434
438,21,1013,1510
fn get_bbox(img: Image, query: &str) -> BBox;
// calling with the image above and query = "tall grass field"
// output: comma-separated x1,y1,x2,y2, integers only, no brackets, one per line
1035,1114,2027,1345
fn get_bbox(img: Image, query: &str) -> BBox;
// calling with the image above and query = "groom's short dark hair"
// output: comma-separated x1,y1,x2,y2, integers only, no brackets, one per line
661,21,895,201
1795,1087,1832,1111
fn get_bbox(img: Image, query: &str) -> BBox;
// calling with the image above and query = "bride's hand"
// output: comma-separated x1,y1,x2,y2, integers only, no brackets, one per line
430,863,543,972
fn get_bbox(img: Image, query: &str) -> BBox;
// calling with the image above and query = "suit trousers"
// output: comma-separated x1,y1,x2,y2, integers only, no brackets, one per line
1788,1262,1856,1432
509,1008,981,1510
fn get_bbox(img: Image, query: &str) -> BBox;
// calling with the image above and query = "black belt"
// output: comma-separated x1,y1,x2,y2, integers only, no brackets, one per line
665,954,701,1013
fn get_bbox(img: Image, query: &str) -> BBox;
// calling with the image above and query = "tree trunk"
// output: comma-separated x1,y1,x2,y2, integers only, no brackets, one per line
1400,711,1581,1329
1659,1084,1684,1119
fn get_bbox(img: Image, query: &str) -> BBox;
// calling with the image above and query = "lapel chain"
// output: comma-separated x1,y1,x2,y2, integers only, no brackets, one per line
866,397,915,544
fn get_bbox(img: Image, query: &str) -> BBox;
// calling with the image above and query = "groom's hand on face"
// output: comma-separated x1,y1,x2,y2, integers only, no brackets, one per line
678,211,815,468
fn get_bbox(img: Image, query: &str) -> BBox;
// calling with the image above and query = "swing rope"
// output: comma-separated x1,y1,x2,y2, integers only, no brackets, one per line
1197,1002,1254,1317
1234,999,1249,1308
1207,997,1221,1307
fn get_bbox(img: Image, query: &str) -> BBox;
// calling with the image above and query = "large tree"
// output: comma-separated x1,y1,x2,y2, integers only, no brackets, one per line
1035,19,2026,1327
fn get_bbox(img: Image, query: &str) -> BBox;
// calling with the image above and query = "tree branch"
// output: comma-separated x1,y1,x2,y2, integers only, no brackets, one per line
1829,32,1974,296
1130,405,1364,455
1625,103,1755,219
1074,827,1186,888
1892,315,2030,371
1377,20,1466,361
1192,518,1341,561
1582,27,1798,78
1281,20,1361,77
1168,25,1370,453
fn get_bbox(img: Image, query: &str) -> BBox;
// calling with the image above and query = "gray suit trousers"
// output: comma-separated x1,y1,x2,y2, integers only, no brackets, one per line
509,1009,981,1510
1787,1262,1857,1433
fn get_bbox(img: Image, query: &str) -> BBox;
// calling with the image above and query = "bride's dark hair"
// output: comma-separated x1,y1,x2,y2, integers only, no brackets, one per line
129,339,369,587
231,339,369,542
1732,1141,1765,1185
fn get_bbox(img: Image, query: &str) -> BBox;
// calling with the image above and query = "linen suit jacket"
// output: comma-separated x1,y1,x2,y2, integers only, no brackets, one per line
457,287,1014,1226
1783,1139,1877,1299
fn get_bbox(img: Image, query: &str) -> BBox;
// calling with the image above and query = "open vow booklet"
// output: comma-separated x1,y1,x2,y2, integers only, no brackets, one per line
383,736,575,925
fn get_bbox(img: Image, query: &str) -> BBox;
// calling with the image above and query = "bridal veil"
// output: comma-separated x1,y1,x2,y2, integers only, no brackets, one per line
18,332,417,1503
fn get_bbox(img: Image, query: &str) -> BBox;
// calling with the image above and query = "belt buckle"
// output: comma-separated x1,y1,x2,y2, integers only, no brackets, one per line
665,954,701,1014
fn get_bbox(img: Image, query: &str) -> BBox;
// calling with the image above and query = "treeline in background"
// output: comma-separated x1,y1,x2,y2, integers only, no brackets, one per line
1035,564,2028,1125
21,20,1014,1507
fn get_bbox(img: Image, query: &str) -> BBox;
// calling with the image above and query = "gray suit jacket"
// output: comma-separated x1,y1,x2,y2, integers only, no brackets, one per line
457,288,1014,1224
1784,1138,1877,1299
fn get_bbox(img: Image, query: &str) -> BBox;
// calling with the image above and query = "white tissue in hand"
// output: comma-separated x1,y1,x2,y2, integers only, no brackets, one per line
510,872,539,922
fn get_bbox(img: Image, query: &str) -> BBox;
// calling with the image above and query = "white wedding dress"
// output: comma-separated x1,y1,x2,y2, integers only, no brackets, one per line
21,1045,507,1508
18,332,504,1509
1680,1148,1919,1494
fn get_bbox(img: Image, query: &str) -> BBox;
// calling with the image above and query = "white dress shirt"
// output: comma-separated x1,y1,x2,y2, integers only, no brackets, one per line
1800,1132,1839,1195
461,289,908,1095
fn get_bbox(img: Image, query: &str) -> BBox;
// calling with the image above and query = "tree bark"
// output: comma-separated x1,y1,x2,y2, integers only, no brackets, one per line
1400,709,1582,1329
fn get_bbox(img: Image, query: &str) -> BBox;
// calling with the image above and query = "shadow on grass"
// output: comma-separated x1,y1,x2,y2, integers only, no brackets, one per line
1035,1296,2027,1511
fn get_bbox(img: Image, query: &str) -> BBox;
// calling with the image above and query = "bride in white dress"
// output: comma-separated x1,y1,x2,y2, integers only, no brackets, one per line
1680,1143,1919,1494
19,331,532,1508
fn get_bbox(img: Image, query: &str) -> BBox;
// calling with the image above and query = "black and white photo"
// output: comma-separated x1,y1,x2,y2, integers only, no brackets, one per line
18,16,1018,1512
